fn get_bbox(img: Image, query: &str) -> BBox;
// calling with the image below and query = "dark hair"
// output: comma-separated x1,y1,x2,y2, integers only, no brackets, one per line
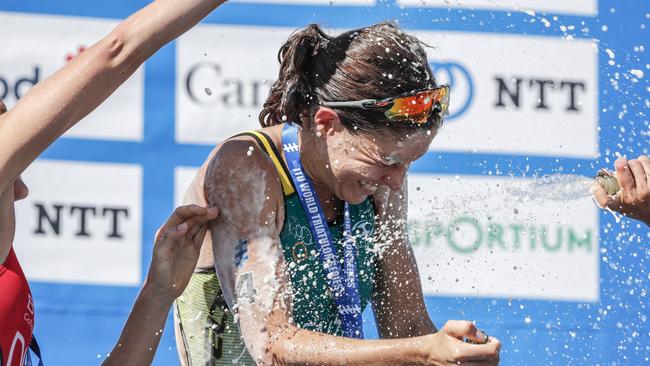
259,22,438,135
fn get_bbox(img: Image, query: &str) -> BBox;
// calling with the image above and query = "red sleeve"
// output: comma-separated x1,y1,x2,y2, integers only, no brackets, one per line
0,248,35,366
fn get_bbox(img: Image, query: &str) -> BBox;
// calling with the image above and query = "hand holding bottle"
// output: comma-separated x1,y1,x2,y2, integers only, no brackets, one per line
592,155,650,227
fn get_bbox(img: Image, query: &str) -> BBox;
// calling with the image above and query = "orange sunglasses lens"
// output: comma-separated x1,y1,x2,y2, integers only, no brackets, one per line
384,87,449,124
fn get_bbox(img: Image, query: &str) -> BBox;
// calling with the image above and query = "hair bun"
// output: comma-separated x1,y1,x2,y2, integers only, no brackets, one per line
261,25,329,126
259,22,435,134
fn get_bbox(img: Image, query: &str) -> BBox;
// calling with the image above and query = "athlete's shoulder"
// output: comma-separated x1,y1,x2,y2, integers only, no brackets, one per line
207,139,277,186
202,132,285,224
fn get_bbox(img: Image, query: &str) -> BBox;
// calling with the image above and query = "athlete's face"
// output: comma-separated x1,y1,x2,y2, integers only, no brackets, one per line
0,99,29,202
316,109,435,204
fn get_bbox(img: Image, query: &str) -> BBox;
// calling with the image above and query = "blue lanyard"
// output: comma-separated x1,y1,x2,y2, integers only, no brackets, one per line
25,336,44,366
281,123,364,339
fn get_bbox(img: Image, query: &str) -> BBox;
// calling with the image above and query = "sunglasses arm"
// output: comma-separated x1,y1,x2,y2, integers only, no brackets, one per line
322,99,383,109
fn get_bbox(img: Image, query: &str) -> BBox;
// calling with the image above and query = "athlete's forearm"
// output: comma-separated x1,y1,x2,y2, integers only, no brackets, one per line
265,325,429,366
102,283,174,366
0,0,226,192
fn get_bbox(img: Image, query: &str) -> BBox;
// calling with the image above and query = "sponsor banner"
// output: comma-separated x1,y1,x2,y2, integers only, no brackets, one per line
174,166,200,207
407,173,599,302
14,160,142,286
418,31,598,158
232,0,375,5
177,25,598,158
0,12,144,141
176,25,294,145
397,0,598,16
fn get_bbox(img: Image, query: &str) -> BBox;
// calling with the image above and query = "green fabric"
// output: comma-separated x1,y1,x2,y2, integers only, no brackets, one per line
279,194,377,335
176,198,377,364
176,199,377,364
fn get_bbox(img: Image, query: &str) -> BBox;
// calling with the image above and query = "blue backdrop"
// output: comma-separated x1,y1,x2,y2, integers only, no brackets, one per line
1,0,648,365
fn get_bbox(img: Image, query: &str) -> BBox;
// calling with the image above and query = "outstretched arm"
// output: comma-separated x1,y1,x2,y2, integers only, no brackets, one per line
204,139,499,366
0,0,226,194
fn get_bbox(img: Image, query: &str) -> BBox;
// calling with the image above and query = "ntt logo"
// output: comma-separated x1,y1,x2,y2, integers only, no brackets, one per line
429,61,474,122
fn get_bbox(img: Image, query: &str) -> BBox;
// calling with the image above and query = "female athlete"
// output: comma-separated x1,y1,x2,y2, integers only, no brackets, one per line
175,22,501,366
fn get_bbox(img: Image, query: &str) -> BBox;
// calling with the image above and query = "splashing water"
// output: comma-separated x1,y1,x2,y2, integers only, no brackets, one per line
409,173,603,225
506,173,596,202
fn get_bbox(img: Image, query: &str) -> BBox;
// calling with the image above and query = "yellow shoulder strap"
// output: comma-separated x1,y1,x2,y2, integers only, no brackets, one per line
242,131,295,196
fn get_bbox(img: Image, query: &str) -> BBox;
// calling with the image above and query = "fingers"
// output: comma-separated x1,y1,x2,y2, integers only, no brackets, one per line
186,222,202,240
157,205,219,241
178,207,219,237
455,338,501,362
595,155,650,225
442,320,480,340
442,321,501,362
615,157,636,192
629,157,648,192
639,155,650,179
590,182,610,208
192,225,209,247
160,205,207,235
590,182,621,211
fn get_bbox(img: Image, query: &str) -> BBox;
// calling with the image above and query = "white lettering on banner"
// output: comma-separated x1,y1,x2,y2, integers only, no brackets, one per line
0,12,144,141
407,174,599,302
14,160,142,286
415,32,598,158
176,25,295,144
396,0,598,16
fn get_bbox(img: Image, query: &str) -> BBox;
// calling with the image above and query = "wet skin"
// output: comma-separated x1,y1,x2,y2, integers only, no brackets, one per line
296,106,435,210
0,99,30,265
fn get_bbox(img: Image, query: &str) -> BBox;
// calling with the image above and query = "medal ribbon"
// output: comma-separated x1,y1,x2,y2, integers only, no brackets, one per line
281,123,363,338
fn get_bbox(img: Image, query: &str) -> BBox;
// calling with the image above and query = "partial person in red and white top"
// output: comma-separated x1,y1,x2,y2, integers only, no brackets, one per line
0,1,227,365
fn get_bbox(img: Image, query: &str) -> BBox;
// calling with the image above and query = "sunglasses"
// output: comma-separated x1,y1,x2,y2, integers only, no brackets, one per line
322,85,450,126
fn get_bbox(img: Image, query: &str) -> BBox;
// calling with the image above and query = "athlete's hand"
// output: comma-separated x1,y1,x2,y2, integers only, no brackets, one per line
145,205,219,301
422,320,500,365
591,155,650,227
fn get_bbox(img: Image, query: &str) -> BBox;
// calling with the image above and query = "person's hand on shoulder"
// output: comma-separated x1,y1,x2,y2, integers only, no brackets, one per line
145,204,219,301
102,204,219,366
591,155,650,227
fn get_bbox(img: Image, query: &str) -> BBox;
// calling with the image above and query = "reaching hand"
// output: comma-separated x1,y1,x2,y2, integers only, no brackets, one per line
423,320,501,365
145,204,219,301
591,155,650,227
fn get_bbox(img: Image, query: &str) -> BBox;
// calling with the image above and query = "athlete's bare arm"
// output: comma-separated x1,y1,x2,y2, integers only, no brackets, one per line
371,182,501,365
371,181,437,338
0,0,227,195
203,141,500,366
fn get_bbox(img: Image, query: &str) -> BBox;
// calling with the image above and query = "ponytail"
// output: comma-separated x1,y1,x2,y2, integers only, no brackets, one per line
259,24,329,127
259,22,435,135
